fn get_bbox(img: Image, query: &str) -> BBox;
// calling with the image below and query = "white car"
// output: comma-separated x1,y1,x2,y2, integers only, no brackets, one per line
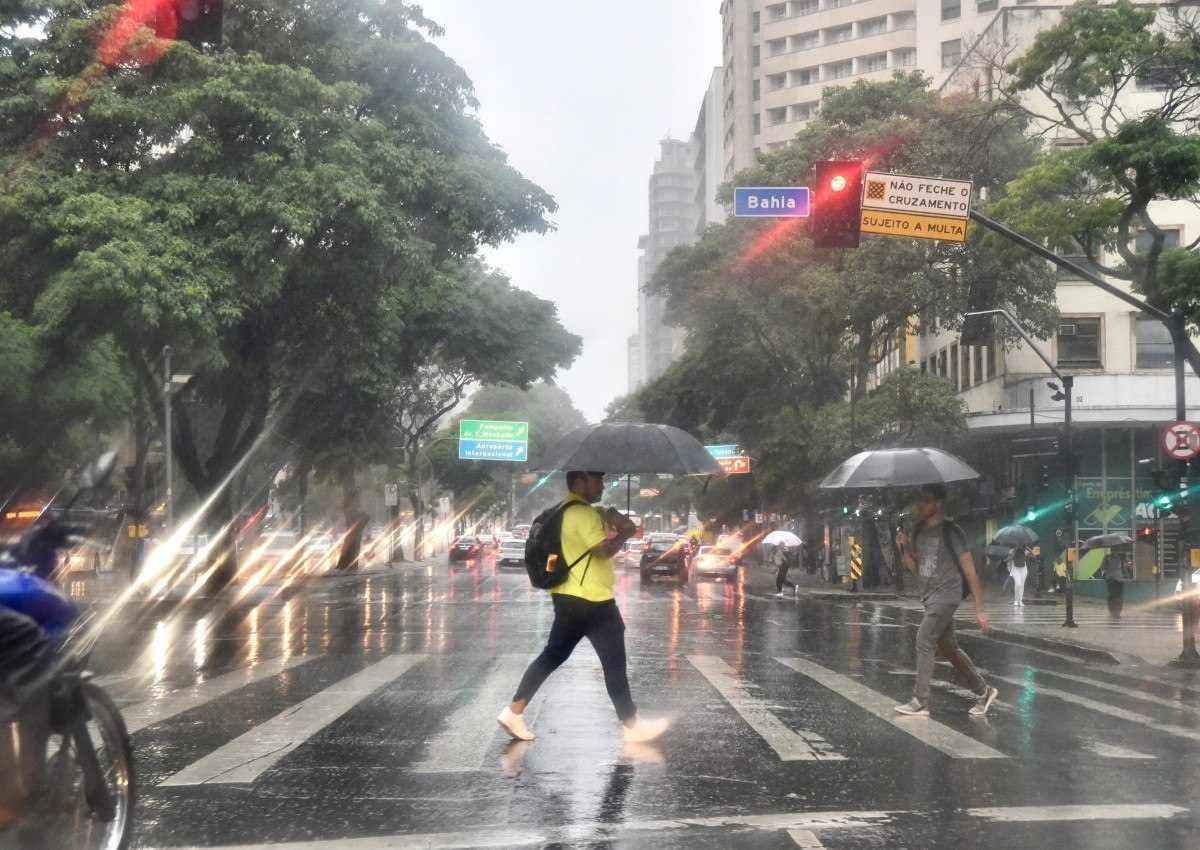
497,536,526,570
617,538,646,568
1176,569,1200,594
693,545,737,578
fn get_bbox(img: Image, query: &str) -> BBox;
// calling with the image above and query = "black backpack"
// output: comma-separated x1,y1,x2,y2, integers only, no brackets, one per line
524,501,593,590
941,520,972,599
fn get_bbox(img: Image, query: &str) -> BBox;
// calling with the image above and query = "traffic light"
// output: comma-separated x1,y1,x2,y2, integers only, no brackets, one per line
1024,506,1036,523
1037,464,1050,492
156,0,224,46
1137,524,1157,544
812,160,864,249
1064,489,1076,521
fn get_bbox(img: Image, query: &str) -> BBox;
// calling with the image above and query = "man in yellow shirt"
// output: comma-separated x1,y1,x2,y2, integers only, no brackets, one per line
498,470,670,744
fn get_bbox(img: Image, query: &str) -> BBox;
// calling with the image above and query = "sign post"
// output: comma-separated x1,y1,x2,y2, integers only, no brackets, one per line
706,445,752,475
1163,422,1200,462
458,420,529,462
860,172,972,242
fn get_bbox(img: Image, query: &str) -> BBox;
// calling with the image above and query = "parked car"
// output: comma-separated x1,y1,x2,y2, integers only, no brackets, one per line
692,545,737,579
511,524,532,540
496,536,526,570
640,534,688,584
617,538,646,568
449,535,485,564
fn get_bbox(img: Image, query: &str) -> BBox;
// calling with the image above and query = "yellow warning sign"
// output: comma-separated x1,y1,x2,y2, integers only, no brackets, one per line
860,210,968,243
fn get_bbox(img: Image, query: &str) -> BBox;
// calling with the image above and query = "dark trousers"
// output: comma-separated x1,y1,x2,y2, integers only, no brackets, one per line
513,595,637,722
775,560,795,592
1107,579,1125,617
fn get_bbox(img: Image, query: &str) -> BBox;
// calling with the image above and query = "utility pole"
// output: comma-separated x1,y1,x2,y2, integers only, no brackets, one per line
965,309,1075,626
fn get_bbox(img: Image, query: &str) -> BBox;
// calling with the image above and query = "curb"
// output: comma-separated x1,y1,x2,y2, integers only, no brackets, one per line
964,625,1123,665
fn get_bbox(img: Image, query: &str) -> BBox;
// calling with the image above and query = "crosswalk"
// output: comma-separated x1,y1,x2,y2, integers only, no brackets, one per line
94,644,1200,792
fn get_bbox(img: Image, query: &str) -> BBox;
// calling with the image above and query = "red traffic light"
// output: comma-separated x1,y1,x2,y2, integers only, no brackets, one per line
812,161,863,249
830,175,848,192
1137,525,1156,541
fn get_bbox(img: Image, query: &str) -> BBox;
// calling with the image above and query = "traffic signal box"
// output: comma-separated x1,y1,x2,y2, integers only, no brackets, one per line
812,161,864,249
155,0,224,46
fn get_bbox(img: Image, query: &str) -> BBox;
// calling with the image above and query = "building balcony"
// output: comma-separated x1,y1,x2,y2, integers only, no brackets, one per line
760,0,916,38
759,26,916,77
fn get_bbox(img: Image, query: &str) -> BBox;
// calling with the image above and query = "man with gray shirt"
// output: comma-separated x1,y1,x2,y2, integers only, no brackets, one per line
893,483,998,717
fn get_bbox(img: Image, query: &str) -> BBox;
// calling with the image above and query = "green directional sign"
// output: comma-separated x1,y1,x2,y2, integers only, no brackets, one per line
458,420,529,442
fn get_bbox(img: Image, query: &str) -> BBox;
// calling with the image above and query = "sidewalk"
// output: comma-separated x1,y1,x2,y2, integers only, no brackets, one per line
750,565,1199,668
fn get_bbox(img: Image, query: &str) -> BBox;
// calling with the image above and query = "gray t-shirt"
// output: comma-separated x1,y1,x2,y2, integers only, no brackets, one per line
914,523,967,606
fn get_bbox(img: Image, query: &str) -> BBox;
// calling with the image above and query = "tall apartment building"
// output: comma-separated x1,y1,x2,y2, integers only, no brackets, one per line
635,138,700,387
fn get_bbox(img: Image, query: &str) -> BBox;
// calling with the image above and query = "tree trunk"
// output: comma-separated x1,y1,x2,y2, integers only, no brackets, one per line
203,486,239,595
335,460,367,572
296,460,309,535
128,376,152,578
407,451,424,559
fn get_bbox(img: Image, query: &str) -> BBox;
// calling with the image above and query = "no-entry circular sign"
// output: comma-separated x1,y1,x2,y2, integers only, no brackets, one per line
1162,422,1200,461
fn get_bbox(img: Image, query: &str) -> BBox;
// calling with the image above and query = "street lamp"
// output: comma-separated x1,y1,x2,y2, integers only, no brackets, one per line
965,309,1076,627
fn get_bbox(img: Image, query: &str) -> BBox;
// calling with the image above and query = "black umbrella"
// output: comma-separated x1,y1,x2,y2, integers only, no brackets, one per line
536,422,724,511
1080,533,1134,553
819,448,980,490
992,525,1039,547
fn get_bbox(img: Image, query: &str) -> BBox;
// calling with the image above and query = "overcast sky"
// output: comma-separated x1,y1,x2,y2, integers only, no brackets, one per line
420,1,722,421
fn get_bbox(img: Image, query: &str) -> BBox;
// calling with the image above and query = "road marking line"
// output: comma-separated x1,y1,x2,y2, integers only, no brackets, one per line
1082,742,1156,759
983,669,1200,744
412,654,531,773
687,655,846,762
788,828,826,848
164,804,1188,850
123,656,314,734
774,657,1007,760
159,654,426,786
996,664,1200,717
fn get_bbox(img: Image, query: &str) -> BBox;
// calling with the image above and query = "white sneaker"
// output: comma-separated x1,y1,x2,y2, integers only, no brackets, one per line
623,716,670,744
1013,600,1020,607
969,686,999,717
894,698,930,717
497,706,535,741
775,591,786,598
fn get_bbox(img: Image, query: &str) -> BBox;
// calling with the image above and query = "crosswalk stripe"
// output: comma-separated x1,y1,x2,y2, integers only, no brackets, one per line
994,665,1200,717
788,828,827,848
123,656,315,734
984,670,1200,744
164,804,1188,850
412,654,530,774
774,657,1007,760
159,654,426,786
1082,742,1156,759
687,655,846,762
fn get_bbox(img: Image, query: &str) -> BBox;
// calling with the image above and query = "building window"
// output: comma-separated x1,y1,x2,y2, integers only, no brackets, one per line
987,344,998,380
769,107,788,125
861,52,888,73
752,112,762,134
752,79,761,101
1136,315,1174,369
768,2,787,18
769,73,787,90
950,343,960,390
794,31,819,51
1057,318,1102,369
827,60,853,80
1134,227,1181,254
753,10,761,31
971,345,983,385
768,38,786,56
961,344,971,389
826,25,852,44
941,39,962,69
892,48,916,67
938,349,948,378
790,101,817,122
977,0,998,10
1137,63,1175,91
795,0,819,14
753,45,761,66
941,0,960,20
828,0,854,8
892,12,916,29
790,67,817,86
859,17,887,37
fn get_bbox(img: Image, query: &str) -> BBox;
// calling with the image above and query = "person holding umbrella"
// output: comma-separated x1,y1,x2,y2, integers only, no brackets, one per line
1007,545,1029,607
497,470,671,745
893,483,998,718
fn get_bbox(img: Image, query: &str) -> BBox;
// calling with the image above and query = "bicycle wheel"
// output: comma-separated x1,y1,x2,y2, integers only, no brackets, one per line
33,681,135,850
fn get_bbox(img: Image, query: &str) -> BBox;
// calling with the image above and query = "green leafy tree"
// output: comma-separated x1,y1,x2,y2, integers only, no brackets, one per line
987,1,1200,366
1,0,556,586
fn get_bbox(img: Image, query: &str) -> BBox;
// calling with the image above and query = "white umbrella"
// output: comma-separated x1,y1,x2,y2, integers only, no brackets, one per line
819,448,980,490
763,530,802,547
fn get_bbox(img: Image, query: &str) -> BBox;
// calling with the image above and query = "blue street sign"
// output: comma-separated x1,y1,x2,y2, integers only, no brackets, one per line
705,444,741,459
733,187,811,218
458,439,528,462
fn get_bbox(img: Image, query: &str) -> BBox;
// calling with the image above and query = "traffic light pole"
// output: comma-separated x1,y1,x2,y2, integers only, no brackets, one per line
966,309,1077,626
1170,314,1200,666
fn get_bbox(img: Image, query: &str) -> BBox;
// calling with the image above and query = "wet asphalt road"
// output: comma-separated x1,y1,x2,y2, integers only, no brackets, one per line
74,558,1200,849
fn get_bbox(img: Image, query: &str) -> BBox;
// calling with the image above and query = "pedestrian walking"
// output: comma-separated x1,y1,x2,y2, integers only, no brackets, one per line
497,470,670,744
1101,551,1133,617
772,544,797,597
893,483,998,718
1007,545,1028,607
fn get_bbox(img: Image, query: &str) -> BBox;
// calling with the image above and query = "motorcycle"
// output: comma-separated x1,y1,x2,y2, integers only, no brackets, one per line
0,451,136,850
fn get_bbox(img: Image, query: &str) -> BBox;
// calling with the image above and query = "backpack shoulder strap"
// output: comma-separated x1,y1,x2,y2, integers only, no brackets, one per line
942,521,967,561
560,501,595,570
